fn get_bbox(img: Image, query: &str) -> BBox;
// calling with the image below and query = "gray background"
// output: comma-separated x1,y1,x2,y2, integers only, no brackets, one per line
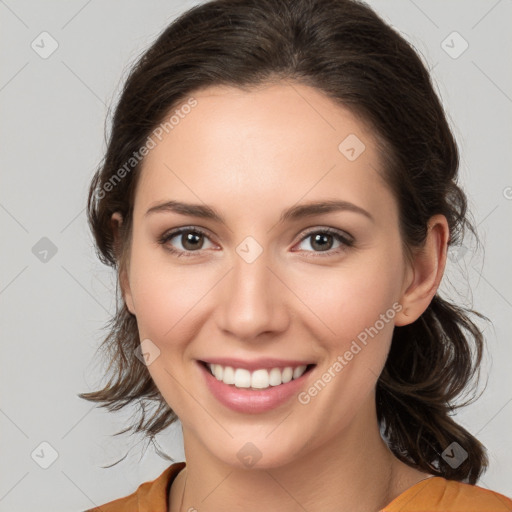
1,1,511,510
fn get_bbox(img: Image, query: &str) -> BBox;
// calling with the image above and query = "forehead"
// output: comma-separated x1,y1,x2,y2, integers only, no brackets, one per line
134,82,394,222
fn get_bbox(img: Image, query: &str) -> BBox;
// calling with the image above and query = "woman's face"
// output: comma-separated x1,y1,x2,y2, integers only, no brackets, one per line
120,82,413,468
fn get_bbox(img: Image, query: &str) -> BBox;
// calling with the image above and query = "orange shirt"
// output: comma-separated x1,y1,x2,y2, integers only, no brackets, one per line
86,462,512,512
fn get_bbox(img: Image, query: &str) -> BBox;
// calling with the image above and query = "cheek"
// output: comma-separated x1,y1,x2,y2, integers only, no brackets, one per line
127,243,217,344
294,259,402,341
289,253,404,391
132,276,197,341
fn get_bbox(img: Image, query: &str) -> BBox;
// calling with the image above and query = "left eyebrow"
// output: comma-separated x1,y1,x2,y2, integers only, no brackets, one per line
278,199,374,224
144,199,374,225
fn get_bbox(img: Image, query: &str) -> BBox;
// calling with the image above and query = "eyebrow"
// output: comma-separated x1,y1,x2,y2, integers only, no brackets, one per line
145,199,374,224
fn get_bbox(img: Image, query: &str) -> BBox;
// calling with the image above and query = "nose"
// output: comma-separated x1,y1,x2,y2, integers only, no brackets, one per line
215,247,290,342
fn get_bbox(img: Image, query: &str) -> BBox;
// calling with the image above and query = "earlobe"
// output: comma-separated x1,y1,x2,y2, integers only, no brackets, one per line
122,276,136,316
111,212,136,316
394,215,449,326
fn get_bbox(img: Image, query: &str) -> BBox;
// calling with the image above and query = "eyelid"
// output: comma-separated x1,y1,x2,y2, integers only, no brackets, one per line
158,225,354,257
292,226,354,257
296,226,354,245
158,225,217,251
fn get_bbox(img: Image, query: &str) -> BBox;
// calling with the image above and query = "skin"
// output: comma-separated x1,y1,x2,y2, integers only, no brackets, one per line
112,82,449,512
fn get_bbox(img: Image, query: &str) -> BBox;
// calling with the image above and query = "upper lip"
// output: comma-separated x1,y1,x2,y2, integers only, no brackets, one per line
199,357,315,372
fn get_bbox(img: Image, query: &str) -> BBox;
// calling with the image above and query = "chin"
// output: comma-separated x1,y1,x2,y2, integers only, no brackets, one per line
202,433,310,471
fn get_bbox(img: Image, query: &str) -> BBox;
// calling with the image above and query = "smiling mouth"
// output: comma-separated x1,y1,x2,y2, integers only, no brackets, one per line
199,361,316,390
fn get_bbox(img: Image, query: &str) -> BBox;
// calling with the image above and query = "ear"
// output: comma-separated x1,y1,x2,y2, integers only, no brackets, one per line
111,212,136,315
394,214,449,326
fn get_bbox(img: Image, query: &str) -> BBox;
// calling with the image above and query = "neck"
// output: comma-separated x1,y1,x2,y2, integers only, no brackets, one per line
170,402,428,512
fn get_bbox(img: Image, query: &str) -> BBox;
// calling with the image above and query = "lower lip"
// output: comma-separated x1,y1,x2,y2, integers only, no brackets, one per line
198,362,315,414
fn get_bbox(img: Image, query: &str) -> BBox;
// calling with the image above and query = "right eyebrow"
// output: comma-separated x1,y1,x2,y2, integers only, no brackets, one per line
145,200,225,222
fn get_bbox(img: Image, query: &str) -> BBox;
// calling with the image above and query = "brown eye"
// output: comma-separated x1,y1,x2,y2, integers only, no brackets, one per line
295,228,354,256
310,233,335,251
180,231,205,251
158,227,215,257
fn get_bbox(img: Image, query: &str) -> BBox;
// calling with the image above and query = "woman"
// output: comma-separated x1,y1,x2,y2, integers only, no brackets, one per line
81,0,512,510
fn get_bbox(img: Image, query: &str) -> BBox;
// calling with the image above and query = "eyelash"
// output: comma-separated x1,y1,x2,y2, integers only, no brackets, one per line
157,226,354,259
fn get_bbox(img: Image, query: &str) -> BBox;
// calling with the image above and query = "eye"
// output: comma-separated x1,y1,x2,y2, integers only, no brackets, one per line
293,227,354,257
158,226,354,258
158,227,216,257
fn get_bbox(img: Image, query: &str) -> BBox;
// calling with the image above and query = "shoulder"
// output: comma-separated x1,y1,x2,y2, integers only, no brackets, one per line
383,476,512,512
84,461,186,512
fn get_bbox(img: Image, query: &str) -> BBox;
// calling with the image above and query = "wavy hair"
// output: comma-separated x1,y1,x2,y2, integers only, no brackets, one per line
80,0,488,483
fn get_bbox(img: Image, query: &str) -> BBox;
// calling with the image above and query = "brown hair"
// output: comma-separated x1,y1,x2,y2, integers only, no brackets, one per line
80,0,489,483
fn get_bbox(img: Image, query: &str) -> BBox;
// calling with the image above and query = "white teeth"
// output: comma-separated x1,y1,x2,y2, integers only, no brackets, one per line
234,368,251,388
293,366,306,379
213,364,223,381
207,363,309,389
251,369,269,389
223,366,235,384
268,367,282,386
282,367,293,383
